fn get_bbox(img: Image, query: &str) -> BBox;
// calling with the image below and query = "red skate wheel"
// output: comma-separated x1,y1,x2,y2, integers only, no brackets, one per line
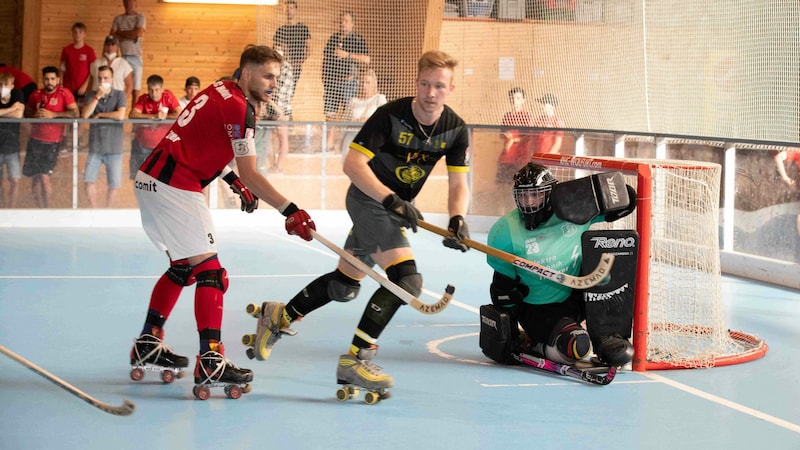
130,368,144,382
225,385,242,399
161,370,175,383
195,386,210,400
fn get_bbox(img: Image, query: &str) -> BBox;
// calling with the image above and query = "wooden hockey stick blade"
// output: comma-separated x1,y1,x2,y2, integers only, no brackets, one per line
0,345,136,416
310,229,454,314
514,352,616,386
417,220,614,289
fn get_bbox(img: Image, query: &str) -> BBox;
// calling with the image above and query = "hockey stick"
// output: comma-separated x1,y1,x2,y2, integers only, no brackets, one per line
417,220,614,289
513,352,616,386
310,229,454,314
0,344,136,416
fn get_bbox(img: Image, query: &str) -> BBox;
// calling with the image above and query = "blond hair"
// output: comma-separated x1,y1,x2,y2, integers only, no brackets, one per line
417,50,458,74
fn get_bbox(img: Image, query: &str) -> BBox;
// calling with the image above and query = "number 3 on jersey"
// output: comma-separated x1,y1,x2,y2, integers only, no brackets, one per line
177,94,209,127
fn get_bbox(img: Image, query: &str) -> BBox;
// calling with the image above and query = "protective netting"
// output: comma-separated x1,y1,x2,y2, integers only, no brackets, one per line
254,1,799,143
532,154,767,370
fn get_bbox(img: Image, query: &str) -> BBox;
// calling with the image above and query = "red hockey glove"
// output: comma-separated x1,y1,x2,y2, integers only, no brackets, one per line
222,172,259,213
282,202,315,241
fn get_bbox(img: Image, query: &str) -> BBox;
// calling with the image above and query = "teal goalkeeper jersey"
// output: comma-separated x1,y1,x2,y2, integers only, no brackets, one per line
487,210,604,305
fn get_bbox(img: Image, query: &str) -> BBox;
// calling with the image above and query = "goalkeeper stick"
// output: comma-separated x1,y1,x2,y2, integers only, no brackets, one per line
310,229,454,314
0,344,135,416
417,220,614,289
513,352,616,386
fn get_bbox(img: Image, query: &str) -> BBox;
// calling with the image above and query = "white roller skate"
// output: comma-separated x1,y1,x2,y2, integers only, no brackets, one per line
129,334,188,383
335,347,393,405
242,302,296,361
192,343,253,400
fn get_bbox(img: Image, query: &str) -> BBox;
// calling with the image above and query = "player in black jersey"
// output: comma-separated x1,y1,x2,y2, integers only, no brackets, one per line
250,50,471,394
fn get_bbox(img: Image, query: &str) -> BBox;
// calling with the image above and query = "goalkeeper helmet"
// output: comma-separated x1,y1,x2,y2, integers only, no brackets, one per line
513,163,557,230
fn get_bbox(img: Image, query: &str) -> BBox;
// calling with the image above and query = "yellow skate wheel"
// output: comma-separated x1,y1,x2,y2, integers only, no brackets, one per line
336,387,350,401
242,334,255,346
176,370,186,379
242,383,252,394
245,303,261,317
364,392,380,405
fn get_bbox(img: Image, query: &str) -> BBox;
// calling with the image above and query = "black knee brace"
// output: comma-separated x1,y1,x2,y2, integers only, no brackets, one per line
166,261,195,286
326,270,361,302
195,268,229,293
386,260,423,297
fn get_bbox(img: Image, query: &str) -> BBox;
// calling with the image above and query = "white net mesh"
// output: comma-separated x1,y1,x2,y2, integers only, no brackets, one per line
252,1,799,143
533,155,765,369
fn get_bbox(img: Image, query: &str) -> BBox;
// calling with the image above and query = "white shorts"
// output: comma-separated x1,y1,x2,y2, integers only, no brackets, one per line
134,171,217,260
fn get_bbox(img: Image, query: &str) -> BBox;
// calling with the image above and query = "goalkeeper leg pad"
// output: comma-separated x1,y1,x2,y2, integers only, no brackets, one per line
479,304,520,365
595,335,634,366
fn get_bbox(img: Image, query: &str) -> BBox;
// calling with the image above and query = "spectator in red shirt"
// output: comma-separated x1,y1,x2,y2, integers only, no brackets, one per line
23,66,79,208
60,22,96,104
497,86,534,184
0,65,37,104
530,93,565,155
128,74,180,179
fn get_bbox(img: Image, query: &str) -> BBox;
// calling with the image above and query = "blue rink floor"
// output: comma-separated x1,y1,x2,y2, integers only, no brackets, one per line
0,212,799,450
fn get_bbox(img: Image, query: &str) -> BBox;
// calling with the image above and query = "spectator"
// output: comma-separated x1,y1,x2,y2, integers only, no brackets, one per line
268,42,294,173
0,71,25,208
0,65,37,104
60,22,96,104
90,36,133,101
774,148,800,259
322,10,370,151
273,0,311,91
80,65,127,208
23,66,79,208
110,0,146,104
530,93,565,155
340,69,386,156
496,86,533,183
128,74,180,180
179,76,201,109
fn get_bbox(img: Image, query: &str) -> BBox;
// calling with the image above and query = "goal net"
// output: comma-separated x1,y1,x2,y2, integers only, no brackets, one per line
530,153,768,371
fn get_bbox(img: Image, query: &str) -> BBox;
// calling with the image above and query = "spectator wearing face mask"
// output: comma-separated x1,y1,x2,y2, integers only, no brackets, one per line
90,36,134,104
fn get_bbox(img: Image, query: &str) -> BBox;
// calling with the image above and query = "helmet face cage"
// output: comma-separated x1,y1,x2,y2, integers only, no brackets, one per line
512,163,557,229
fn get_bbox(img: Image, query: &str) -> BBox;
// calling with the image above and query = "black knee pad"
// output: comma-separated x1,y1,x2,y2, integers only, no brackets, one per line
195,268,228,293
386,260,423,297
166,262,195,286
326,270,361,302
479,304,520,365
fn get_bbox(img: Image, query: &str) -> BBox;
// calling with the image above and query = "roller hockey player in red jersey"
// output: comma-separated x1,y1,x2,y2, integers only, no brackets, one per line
480,163,637,369
246,50,471,401
129,45,315,398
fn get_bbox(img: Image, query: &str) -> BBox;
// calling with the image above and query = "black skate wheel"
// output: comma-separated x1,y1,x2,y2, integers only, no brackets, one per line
161,370,175,383
364,391,380,405
245,303,260,317
245,347,256,360
225,385,243,399
130,368,144,382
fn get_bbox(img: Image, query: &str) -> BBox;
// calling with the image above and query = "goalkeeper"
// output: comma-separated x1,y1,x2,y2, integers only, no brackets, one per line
482,163,636,367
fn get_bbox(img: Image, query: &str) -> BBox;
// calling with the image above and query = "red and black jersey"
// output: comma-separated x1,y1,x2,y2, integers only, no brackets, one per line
139,80,256,192
349,97,470,202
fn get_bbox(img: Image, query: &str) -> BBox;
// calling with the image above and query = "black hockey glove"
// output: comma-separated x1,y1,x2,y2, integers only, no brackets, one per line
443,215,470,252
382,193,423,232
605,185,637,223
222,171,259,213
490,272,529,308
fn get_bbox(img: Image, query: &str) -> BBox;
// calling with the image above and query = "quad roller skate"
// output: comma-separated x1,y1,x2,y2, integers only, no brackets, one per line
242,302,296,361
129,334,189,383
192,343,253,400
335,347,393,405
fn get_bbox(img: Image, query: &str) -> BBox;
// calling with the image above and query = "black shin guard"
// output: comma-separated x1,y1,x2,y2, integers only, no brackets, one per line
352,287,403,348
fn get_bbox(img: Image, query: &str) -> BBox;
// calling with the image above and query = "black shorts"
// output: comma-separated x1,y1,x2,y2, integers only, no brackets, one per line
343,184,410,267
22,139,59,176
516,290,585,345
